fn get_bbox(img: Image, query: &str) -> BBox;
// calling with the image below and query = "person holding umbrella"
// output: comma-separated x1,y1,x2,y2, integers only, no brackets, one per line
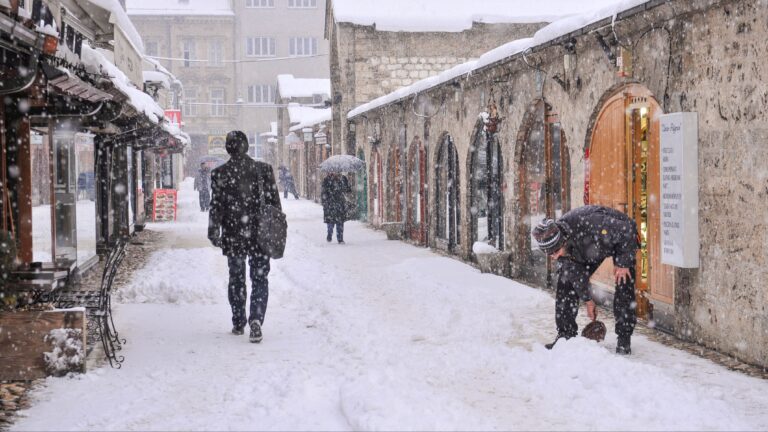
321,172,351,244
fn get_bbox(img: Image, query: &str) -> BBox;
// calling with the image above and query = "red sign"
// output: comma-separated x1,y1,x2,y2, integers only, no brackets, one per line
165,109,182,126
152,189,177,222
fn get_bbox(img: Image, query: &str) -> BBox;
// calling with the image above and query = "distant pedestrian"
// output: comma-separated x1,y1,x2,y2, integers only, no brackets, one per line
208,131,281,343
278,165,299,200
321,172,351,244
533,205,639,355
194,163,211,212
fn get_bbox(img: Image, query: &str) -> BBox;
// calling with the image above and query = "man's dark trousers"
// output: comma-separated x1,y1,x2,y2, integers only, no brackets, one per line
227,254,270,330
555,259,636,339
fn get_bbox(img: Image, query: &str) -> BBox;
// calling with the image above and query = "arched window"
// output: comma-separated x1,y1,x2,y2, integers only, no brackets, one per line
435,134,460,251
469,126,504,251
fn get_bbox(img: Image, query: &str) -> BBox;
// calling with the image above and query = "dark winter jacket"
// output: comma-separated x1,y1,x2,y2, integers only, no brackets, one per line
194,168,210,192
321,174,351,224
208,155,281,257
278,167,295,188
556,205,639,269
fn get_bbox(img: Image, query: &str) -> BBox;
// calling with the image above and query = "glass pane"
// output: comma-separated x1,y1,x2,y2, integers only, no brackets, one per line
53,129,77,263
75,133,96,265
31,131,53,263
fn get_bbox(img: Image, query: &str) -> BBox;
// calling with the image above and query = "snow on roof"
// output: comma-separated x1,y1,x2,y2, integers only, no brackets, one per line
277,75,331,99
81,43,165,124
127,0,234,16
287,103,331,125
143,70,170,89
289,108,332,132
332,0,646,32
348,0,649,119
260,121,279,138
86,0,145,52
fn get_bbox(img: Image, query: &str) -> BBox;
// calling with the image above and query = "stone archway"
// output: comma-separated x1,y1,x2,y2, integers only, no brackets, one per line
468,121,504,253
406,136,427,245
434,133,460,253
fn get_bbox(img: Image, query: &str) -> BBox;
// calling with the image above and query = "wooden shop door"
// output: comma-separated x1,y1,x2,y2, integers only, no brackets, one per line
587,85,674,315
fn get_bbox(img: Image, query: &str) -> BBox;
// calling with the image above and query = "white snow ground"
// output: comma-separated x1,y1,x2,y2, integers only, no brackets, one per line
12,178,768,431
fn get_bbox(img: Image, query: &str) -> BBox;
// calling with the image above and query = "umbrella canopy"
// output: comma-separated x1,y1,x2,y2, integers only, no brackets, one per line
319,154,365,173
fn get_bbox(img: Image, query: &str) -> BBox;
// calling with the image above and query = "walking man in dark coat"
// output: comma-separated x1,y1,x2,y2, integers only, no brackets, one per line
194,163,211,212
321,172,351,244
278,165,299,200
208,131,281,343
533,205,639,354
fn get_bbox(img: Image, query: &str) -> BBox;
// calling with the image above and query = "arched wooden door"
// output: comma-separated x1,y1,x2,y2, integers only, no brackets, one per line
435,135,460,252
587,84,674,313
407,136,426,244
517,100,570,287
356,148,368,221
469,126,504,252
369,148,384,225
386,145,402,222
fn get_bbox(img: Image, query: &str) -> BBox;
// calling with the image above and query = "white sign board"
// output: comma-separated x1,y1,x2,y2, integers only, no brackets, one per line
659,112,699,268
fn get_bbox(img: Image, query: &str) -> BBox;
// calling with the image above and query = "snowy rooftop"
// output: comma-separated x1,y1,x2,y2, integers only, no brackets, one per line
287,103,331,126
332,0,646,32
277,75,331,100
289,108,332,132
348,0,649,118
260,121,279,138
126,0,234,16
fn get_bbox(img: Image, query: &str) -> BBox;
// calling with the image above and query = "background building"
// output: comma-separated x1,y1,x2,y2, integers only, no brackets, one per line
128,0,237,176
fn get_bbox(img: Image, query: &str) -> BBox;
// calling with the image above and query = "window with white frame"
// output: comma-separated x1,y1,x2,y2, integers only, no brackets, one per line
145,41,159,57
182,39,196,67
289,36,317,57
245,37,275,57
183,87,198,117
208,40,224,67
246,0,274,7
288,0,317,8
210,88,225,117
247,84,275,104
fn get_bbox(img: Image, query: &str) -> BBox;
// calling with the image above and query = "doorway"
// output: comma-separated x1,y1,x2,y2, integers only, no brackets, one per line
407,136,427,244
587,84,674,314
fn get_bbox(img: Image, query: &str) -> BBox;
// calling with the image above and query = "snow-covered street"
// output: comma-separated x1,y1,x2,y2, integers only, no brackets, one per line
11,179,768,431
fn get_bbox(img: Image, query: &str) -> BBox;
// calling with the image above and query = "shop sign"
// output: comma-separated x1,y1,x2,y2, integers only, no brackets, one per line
165,109,182,126
314,132,327,146
660,112,699,268
152,189,177,222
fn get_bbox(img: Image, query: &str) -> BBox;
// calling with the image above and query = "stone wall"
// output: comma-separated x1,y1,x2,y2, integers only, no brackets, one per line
348,0,768,368
330,21,545,155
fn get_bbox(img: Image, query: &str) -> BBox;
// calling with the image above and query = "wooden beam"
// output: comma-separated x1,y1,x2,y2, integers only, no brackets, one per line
0,309,87,380
17,116,32,264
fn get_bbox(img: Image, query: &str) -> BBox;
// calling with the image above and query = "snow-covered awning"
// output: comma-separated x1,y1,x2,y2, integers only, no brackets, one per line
348,0,650,119
82,0,145,53
277,75,331,100
81,43,165,125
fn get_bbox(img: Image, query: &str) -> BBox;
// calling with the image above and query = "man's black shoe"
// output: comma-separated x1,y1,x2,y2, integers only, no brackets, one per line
616,336,632,355
326,235,332,242
232,326,244,336
249,321,263,343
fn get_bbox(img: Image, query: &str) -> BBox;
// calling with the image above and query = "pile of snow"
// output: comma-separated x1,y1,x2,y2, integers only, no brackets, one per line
333,0,644,32
43,326,84,376
277,74,330,99
472,241,498,254
126,0,234,16
348,0,651,119
81,43,165,124
116,248,227,304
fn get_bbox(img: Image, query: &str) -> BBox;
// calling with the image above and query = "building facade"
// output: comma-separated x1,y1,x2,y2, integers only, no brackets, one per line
128,0,237,175
346,0,768,369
